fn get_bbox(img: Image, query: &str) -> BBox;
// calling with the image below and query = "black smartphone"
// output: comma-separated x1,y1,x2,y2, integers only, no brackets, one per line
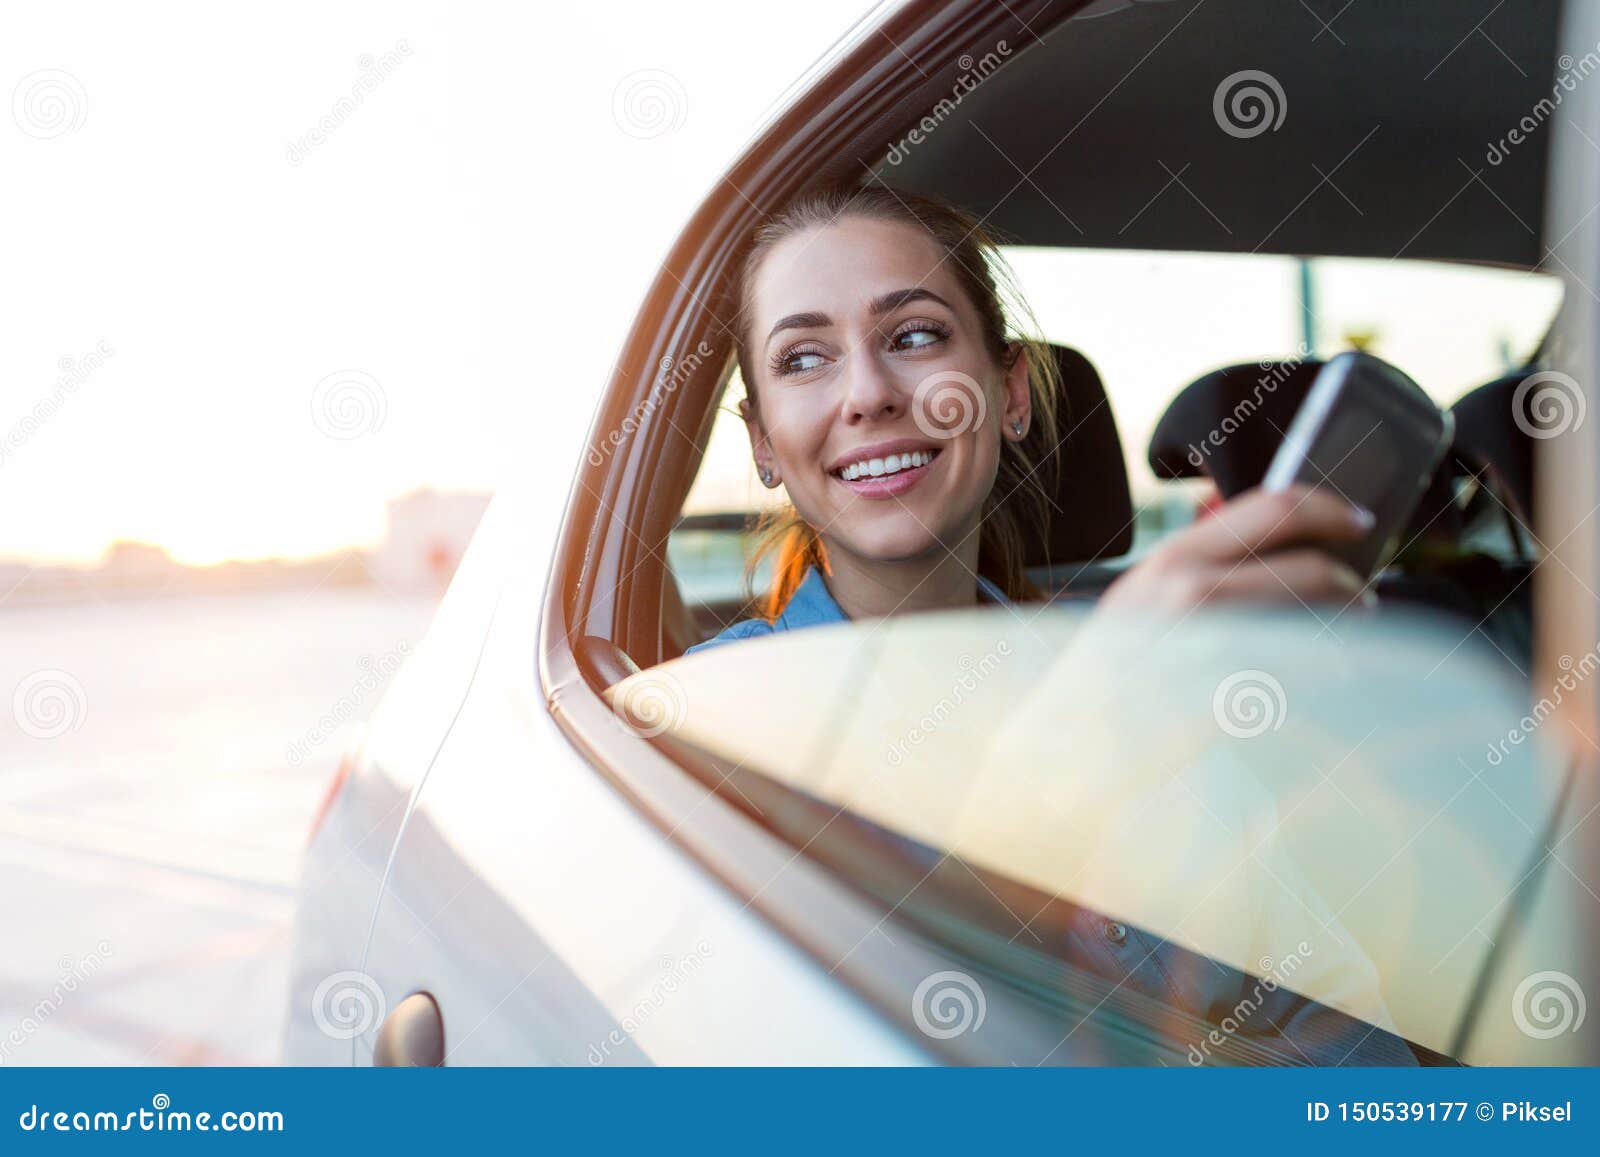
1261,351,1454,581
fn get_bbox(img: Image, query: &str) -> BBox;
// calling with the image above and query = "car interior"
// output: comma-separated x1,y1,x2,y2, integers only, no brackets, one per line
648,0,1561,671
553,0,1586,1064
668,344,1551,667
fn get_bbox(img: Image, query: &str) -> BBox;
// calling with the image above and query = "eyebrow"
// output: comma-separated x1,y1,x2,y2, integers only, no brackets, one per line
868,287,953,318
765,287,955,345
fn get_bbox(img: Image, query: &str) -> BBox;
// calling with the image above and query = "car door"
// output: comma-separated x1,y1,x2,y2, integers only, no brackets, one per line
283,495,519,1064
351,483,929,1065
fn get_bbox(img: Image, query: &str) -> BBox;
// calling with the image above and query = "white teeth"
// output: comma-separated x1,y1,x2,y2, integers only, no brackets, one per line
837,449,936,481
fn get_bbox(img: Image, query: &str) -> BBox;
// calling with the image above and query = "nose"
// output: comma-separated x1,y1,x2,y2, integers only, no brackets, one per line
839,349,904,425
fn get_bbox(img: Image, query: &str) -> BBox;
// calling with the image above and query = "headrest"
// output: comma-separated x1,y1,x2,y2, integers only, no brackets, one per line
1450,371,1538,522
1148,356,1462,543
1148,359,1325,494
1020,345,1134,567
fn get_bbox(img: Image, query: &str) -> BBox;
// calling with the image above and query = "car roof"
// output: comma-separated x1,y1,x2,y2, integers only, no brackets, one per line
882,0,1561,267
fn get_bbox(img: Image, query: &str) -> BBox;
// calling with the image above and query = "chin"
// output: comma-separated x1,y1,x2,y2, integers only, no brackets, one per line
837,514,951,563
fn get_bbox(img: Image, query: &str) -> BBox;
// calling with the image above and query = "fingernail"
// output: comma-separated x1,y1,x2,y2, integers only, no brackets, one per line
1349,504,1376,531
1360,588,1378,610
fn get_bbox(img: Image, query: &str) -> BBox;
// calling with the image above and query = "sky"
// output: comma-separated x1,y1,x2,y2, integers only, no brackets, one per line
2,2,1566,566
1,0,875,565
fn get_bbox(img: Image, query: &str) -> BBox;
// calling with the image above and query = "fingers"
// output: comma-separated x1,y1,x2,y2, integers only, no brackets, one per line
1100,484,1379,615
1103,549,1367,615
1160,484,1374,566
1099,485,1378,616
1189,549,1369,606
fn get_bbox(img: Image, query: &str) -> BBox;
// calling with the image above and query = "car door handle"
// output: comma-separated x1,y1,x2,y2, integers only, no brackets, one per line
373,992,445,1066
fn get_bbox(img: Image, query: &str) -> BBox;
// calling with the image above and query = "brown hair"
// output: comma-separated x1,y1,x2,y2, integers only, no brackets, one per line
730,185,1061,618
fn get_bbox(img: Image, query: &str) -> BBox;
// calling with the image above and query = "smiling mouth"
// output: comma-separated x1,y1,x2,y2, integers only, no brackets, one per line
829,448,941,498
831,448,940,482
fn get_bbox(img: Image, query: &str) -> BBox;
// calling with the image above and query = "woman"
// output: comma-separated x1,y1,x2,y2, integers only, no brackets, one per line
671,189,1416,1062
689,185,1375,653
668,186,1422,1062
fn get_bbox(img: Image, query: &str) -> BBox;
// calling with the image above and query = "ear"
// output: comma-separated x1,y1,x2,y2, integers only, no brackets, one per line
741,397,781,487
1001,342,1033,441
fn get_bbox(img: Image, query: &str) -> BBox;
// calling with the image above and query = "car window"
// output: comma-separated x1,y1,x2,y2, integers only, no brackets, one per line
678,253,1564,583
672,370,777,618
609,604,1588,1065
1005,248,1562,500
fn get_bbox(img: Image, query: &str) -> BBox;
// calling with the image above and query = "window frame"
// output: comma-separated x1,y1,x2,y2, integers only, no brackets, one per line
538,0,1599,1063
536,0,1223,1065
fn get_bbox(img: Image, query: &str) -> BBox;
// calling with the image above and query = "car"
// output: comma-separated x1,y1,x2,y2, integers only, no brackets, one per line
284,0,1600,1065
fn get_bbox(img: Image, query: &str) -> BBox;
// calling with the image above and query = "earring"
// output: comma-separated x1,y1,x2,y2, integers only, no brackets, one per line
1011,420,1024,437
760,468,774,486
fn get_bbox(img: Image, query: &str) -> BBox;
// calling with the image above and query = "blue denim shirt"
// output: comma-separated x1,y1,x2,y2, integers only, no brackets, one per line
687,567,1012,654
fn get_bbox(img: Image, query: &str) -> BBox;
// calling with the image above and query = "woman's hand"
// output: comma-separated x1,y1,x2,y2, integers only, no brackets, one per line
1099,484,1376,615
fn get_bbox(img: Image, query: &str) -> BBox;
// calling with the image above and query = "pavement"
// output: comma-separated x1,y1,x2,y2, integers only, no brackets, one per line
0,588,437,1066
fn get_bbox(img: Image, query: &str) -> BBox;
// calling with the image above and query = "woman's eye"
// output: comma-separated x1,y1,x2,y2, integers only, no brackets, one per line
892,326,945,351
783,351,826,374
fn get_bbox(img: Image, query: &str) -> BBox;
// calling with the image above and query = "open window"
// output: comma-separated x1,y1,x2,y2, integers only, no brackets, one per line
545,0,1599,1065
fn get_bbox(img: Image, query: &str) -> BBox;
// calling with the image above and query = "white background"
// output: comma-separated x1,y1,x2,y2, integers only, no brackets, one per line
2,1,870,564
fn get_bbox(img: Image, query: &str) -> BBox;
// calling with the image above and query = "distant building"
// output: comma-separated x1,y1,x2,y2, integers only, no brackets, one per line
0,489,492,606
100,541,177,588
371,489,491,594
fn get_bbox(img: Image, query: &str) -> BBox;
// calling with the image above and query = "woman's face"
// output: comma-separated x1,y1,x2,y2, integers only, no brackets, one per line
743,216,1030,567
